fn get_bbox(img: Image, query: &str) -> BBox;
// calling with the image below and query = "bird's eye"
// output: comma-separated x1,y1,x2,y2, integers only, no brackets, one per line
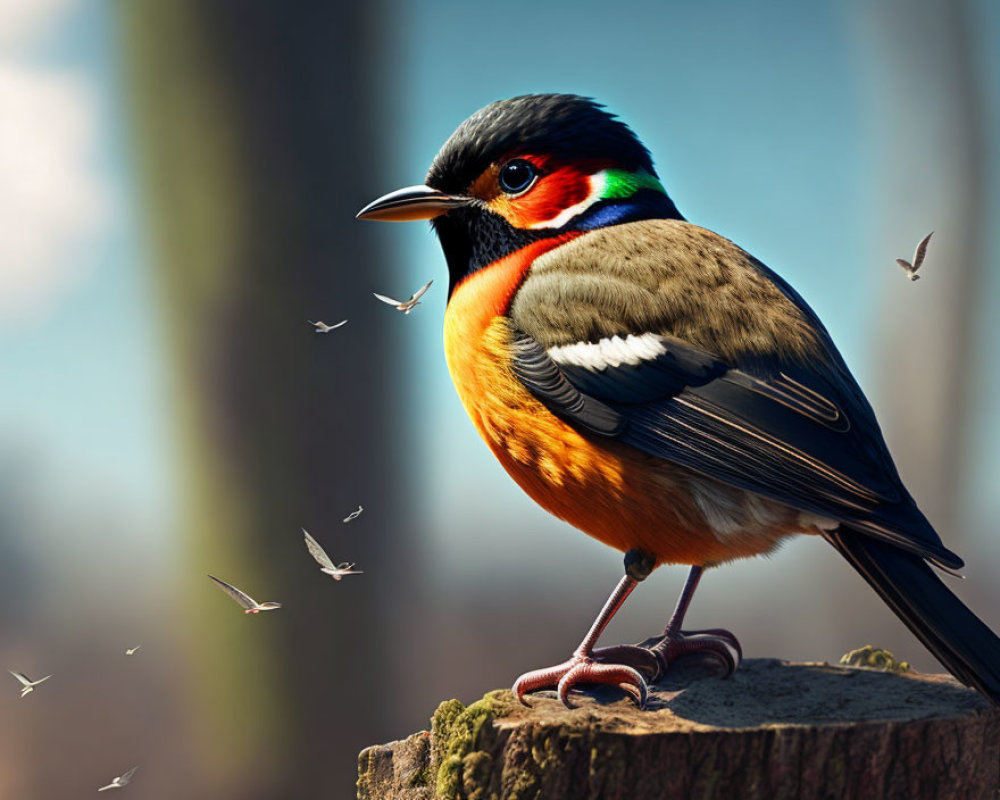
498,159,537,195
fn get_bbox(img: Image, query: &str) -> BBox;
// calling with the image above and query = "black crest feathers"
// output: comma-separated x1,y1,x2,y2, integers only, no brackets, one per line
427,94,656,194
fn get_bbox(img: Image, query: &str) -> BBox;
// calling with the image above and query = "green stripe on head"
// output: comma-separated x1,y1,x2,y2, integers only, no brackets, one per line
601,169,666,200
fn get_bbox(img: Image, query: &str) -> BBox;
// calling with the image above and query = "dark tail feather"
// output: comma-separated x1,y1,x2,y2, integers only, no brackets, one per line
826,528,1000,705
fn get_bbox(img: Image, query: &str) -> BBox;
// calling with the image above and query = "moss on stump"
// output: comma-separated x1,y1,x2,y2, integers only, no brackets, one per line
357,658,1000,800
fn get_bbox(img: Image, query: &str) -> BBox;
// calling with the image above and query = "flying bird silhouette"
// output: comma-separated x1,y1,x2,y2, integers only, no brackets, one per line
125,646,141,656
373,279,433,314
208,575,282,614
302,529,364,580
8,670,50,698
896,232,933,281
98,766,138,792
343,505,364,523
309,319,348,332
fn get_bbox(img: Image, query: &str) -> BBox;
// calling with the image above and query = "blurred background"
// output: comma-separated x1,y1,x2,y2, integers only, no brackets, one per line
1,0,998,796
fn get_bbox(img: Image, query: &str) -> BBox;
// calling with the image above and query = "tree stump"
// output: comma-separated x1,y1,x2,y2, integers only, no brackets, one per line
357,658,1000,800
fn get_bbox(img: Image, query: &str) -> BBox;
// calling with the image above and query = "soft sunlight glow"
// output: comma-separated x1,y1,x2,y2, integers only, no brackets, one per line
0,0,73,49
0,0,109,326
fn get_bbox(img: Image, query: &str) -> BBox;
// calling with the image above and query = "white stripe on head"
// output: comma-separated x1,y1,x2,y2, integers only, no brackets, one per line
527,172,608,230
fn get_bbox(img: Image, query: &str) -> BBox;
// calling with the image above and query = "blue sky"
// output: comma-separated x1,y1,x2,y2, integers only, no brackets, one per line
0,0,172,530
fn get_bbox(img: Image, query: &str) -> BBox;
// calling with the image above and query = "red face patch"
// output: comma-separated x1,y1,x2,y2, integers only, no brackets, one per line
479,154,616,229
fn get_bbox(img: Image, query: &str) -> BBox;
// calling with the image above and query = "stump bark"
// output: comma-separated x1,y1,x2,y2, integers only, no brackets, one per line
357,658,1000,800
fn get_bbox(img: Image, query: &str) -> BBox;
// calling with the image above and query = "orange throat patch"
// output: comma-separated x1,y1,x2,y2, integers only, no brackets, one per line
441,235,792,566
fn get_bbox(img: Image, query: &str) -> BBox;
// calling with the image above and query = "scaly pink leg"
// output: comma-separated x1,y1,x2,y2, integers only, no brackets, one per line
593,566,742,680
513,550,654,708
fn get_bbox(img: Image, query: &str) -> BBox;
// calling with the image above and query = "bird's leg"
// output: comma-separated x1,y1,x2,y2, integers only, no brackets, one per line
646,565,742,673
594,566,742,681
513,549,654,708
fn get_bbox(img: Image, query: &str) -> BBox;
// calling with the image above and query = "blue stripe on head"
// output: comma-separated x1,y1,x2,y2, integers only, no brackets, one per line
574,191,683,230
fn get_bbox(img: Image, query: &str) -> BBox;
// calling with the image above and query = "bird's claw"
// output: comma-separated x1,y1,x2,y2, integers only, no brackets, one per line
594,627,742,682
513,654,649,709
513,627,740,709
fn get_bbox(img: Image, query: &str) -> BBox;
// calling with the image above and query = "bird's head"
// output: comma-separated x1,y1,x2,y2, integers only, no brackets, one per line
357,94,682,294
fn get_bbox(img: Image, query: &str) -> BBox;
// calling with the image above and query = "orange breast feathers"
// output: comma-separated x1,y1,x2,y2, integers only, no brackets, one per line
442,239,797,566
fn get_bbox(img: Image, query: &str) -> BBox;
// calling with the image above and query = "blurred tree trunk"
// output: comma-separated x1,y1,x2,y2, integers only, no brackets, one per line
857,0,987,542
117,3,404,796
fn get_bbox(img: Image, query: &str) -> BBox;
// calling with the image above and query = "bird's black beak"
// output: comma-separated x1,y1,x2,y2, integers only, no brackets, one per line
356,185,470,222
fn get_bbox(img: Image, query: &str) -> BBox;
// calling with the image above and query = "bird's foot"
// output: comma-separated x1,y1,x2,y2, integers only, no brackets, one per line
593,627,742,683
513,549,656,710
512,652,648,709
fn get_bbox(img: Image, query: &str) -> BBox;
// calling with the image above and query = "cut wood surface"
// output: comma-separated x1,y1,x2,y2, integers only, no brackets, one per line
358,658,1000,800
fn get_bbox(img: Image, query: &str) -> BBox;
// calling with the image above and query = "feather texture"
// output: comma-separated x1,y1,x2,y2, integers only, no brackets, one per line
826,529,1000,702
508,220,960,568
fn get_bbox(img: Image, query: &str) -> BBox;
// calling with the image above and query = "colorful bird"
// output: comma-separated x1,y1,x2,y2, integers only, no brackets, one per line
896,231,933,281
208,574,282,614
302,529,364,580
357,94,1000,708
373,279,433,314
8,670,50,698
98,766,138,791
309,319,348,332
